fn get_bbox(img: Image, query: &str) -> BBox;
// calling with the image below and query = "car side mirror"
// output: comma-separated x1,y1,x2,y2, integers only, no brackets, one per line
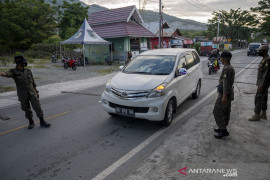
179,68,187,76
118,65,124,71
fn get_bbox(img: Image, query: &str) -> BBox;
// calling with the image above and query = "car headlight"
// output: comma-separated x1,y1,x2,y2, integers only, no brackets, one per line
105,80,111,93
147,84,166,98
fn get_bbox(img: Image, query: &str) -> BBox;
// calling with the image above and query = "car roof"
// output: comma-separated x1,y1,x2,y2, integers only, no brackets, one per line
139,48,195,56
249,43,261,45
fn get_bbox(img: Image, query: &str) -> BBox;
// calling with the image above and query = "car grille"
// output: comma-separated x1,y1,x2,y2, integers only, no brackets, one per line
109,102,149,113
111,87,149,100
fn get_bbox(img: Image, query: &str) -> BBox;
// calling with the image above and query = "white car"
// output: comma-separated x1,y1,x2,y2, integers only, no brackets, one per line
101,48,203,126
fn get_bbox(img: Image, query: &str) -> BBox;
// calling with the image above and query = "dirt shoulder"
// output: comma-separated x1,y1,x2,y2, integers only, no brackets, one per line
0,60,119,93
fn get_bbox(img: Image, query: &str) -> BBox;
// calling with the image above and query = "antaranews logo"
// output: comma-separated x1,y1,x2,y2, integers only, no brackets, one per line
178,167,188,176
178,167,237,177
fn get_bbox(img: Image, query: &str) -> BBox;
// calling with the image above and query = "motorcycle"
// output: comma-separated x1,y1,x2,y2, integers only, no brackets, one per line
61,56,69,63
51,54,57,63
208,57,219,75
63,58,77,70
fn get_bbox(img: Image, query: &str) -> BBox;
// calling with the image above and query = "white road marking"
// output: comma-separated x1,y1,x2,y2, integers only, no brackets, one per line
92,56,260,180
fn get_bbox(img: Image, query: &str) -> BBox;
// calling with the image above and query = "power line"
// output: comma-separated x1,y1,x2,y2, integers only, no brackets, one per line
184,0,211,13
190,0,215,12
164,7,189,17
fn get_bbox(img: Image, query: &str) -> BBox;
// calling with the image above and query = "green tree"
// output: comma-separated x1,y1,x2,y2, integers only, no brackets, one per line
207,8,258,43
251,0,270,36
0,0,56,51
58,0,89,39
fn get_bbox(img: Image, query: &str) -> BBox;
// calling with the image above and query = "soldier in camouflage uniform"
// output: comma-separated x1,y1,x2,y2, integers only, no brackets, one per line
249,45,270,121
0,56,50,129
213,51,235,139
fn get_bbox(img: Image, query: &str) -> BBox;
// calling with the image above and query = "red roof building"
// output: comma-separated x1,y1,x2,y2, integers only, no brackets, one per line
88,6,154,60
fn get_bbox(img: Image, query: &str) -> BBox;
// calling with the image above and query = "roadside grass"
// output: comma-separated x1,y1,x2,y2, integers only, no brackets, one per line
28,59,50,65
34,76,43,80
96,66,118,75
0,85,16,93
0,57,13,67
33,65,47,69
52,64,62,68
0,67,11,72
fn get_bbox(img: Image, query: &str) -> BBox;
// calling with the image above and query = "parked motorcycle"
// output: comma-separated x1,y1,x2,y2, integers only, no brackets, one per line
63,58,77,70
208,57,219,75
61,56,69,63
51,54,57,63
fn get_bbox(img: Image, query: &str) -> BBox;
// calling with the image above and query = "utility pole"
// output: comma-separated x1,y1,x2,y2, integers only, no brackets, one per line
161,4,164,48
159,0,161,48
216,14,220,45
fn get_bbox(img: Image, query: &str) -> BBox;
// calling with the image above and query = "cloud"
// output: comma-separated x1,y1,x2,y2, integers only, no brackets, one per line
83,0,259,23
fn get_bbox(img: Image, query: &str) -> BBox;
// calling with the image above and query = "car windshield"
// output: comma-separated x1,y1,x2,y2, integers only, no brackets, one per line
249,45,260,49
123,55,176,75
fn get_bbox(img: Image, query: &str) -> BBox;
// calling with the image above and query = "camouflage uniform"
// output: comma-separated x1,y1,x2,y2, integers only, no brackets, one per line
254,55,270,114
213,64,235,130
5,68,43,119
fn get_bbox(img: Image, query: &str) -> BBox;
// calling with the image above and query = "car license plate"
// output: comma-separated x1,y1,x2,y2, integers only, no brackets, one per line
115,107,134,116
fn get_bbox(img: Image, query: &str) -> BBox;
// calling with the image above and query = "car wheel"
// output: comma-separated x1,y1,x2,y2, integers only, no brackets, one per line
209,68,211,75
162,99,174,126
192,80,201,99
72,64,77,70
247,53,250,56
64,63,68,69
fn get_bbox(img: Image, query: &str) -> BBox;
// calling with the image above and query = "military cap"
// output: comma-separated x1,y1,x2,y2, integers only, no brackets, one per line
14,55,26,63
258,45,269,51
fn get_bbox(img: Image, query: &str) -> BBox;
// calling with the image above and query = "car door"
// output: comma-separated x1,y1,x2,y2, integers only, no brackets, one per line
185,51,197,92
174,54,190,104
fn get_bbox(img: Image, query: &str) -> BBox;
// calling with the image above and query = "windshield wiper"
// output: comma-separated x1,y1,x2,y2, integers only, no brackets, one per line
124,71,150,74
152,73,169,75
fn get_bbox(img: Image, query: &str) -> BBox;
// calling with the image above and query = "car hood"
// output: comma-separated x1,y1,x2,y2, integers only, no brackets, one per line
110,72,169,91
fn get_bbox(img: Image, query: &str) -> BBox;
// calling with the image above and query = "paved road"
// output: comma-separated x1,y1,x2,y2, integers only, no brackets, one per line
0,51,260,180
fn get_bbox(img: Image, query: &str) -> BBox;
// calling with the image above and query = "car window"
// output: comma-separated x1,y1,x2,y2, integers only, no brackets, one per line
192,51,200,64
186,52,196,69
249,44,261,49
123,55,176,75
177,56,187,69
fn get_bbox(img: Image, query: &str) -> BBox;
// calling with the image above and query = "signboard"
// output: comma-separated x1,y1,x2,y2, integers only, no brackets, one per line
201,42,212,46
184,39,193,45
171,39,183,46
212,44,219,49
224,44,232,51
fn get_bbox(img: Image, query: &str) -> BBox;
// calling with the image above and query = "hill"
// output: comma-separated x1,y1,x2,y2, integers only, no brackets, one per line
45,1,207,30
44,0,107,14
140,9,207,30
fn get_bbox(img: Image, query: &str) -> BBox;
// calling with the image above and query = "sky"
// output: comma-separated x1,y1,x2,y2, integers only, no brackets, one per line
81,0,260,23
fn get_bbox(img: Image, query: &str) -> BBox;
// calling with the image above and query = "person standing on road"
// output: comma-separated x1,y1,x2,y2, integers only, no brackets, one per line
126,51,132,64
0,55,50,129
213,51,235,139
249,45,270,121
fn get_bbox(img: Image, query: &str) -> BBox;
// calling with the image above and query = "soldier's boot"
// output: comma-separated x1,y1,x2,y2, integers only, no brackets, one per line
214,129,229,139
248,113,260,121
28,118,35,129
39,117,50,127
259,111,267,119
214,122,229,133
